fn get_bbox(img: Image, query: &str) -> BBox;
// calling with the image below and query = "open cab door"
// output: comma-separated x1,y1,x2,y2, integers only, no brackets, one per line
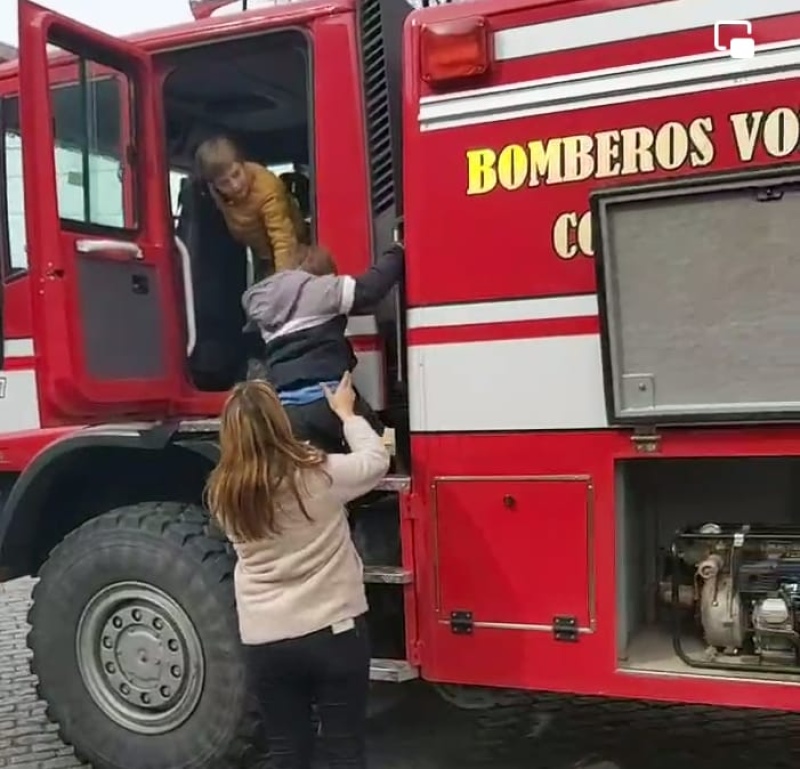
18,0,182,420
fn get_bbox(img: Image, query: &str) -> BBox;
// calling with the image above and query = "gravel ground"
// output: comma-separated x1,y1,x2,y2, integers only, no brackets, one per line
3,575,800,769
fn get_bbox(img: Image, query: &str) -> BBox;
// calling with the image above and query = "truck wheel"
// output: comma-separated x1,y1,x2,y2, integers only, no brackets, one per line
27,502,262,769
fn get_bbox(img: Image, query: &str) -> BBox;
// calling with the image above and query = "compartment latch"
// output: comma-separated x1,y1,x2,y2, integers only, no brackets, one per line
631,426,661,454
553,615,579,642
449,610,473,635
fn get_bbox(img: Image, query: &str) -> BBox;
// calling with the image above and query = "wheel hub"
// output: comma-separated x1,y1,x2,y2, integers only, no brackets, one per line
77,581,205,735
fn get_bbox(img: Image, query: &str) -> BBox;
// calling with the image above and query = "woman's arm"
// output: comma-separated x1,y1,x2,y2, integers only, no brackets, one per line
326,416,391,504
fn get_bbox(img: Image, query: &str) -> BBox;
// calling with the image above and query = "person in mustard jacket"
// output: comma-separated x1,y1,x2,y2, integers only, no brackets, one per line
194,136,307,276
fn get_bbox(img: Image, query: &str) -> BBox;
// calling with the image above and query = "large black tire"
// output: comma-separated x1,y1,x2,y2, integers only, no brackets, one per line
27,502,262,769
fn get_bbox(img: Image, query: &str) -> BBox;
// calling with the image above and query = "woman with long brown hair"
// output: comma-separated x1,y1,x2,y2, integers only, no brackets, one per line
205,372,389,769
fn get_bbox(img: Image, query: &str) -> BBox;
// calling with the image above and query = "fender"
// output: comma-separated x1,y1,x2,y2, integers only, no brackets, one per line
0,421,217,580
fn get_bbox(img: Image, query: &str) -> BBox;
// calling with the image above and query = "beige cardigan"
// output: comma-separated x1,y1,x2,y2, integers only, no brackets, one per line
230,415,390,645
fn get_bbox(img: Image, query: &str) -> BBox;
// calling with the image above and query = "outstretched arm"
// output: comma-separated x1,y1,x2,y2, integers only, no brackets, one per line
325,416,391,503
257,172,299,271
351,244,405,314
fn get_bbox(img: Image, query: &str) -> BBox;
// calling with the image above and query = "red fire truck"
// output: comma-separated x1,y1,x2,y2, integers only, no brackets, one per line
3,0,800,766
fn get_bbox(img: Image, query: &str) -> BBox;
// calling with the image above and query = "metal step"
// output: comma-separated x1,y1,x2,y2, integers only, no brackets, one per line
363,565,412,584
177,418,221,433
375,474,410,492
369,658,419,682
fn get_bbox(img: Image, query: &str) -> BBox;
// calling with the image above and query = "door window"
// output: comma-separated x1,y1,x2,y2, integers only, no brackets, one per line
48,53,134,231
1,97,27,276
0,58,133,279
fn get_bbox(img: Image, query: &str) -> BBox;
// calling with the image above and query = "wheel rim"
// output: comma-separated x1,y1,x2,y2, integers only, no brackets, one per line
76,581,205,735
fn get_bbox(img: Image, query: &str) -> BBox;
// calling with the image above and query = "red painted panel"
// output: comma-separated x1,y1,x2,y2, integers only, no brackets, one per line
435,476,592,627
312,13,372,277
403,0,800,309
408,429,800,713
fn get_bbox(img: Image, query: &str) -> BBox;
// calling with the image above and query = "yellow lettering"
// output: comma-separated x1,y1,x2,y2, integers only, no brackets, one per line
654,121,689,171
689,116,715,167
577,211,593,257
594,130,622,179
762,107,800,158
465,116,721,192
496,144,529,190
729,111,764,162
562,135,595,183
553,211,592,259
526,138,564,186
619,127,655,175
466,148,498,195
553,211,578,259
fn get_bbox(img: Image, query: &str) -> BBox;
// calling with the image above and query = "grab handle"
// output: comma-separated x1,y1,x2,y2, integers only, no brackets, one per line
174,236,197,356
75,239,143,260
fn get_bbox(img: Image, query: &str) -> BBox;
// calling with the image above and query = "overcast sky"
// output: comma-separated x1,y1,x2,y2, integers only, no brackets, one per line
1,0,193,47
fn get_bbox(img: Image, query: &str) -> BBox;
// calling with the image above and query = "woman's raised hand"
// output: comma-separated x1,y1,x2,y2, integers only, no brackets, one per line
322,372,356,420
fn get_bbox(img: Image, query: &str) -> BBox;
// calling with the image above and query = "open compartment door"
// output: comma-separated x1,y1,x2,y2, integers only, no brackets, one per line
18,0,181,419
593,168,800,425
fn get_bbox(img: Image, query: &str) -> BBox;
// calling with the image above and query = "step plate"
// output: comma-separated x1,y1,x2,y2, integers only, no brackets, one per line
375,475,410,492
369,658,419,682
363,565,413,584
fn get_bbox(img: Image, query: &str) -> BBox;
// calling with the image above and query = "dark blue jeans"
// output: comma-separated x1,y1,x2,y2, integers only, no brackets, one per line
244,615,370,769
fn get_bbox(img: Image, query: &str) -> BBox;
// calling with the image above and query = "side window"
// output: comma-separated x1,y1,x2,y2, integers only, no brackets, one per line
1,96,28,276
49,57,133,230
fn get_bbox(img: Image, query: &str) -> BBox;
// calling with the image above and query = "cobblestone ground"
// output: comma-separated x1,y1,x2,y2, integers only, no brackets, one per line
3,576,800,769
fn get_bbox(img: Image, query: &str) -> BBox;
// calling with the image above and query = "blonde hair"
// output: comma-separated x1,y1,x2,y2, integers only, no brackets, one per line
290,243,338,276
194,136,242,182
204,380,327,541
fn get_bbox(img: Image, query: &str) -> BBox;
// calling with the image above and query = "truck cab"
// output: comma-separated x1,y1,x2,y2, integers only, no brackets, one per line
0,2,426,767
2,0,406,431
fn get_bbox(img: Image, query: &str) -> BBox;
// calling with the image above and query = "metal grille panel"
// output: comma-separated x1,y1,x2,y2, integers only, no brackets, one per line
596,175,800,422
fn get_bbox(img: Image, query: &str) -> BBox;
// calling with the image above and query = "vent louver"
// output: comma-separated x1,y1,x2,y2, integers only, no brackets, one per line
359,0,396,219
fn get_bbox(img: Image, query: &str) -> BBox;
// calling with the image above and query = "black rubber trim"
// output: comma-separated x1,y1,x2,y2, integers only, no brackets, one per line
0,426,174,554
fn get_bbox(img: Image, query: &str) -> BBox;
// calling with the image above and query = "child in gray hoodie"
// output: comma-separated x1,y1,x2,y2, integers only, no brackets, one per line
242,243,404,452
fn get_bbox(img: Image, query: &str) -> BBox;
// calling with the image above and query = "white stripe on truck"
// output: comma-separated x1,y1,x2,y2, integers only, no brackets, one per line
494,0,800,61
419,40,800,131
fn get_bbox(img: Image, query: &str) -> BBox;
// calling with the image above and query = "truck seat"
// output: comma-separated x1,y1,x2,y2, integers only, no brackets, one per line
176,177,252,391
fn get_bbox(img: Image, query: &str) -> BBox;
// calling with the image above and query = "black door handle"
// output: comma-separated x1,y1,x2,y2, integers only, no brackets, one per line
131,274,149,294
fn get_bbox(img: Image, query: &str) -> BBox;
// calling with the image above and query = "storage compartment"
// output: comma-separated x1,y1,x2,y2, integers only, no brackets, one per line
435,476,593,629
593,170,800,424
617,456,800,681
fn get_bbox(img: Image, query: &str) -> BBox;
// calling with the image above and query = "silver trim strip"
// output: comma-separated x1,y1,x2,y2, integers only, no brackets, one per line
419,41,800,131
437,619,594,634
494,0,800,61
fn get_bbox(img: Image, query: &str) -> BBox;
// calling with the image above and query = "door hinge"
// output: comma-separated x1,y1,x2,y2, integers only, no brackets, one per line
450,610,473,635
553,615,579,642
631,426,661,454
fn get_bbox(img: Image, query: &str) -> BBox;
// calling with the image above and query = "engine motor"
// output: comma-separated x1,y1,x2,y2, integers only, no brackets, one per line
670,524,800,672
